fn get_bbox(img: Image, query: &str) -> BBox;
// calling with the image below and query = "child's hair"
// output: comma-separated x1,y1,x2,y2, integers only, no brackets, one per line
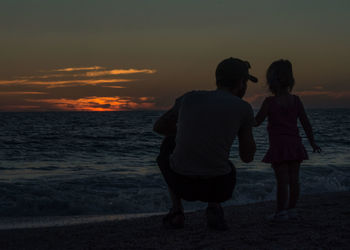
266,59,295,95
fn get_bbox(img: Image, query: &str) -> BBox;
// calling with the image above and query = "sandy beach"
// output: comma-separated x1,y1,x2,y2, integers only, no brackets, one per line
0,191,349,250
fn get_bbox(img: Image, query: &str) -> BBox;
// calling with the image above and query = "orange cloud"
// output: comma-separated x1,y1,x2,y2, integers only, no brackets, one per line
19,74,66,79
0,80,28,84
54,66,104,72
0,79,132,88
0,91,46,95
312,86,324,90
42,79,133,88
138,96,155,101
26,68,156,79
0,105,42,111
83,69,156,77
103,86,127,89
0,66,157,90
27,96,156,111
0,66,157,89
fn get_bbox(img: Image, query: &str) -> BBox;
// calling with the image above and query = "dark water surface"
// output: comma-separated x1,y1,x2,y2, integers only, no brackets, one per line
0,110,349,216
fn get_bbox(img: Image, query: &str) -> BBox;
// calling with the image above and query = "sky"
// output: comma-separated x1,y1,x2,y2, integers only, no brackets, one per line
0,0,349,111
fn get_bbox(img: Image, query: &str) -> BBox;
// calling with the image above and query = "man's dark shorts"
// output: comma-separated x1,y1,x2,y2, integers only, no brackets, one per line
157,136,236,203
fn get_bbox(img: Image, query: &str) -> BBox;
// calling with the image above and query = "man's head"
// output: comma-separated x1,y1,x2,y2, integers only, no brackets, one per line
215,57,258,98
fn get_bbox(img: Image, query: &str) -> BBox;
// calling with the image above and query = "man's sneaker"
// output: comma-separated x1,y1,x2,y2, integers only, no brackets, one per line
206,206,229,231
162,210,185,229
268,210,289,222
287,208,298,219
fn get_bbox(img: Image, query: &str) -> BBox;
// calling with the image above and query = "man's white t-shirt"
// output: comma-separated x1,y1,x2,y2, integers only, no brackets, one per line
170,89,255,176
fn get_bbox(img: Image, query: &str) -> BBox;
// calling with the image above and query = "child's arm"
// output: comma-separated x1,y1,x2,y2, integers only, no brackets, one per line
298,97,321,153
254,98,270,127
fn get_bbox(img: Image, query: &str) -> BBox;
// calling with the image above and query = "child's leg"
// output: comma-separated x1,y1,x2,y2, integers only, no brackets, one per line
272,163,289,212
288,161,300,209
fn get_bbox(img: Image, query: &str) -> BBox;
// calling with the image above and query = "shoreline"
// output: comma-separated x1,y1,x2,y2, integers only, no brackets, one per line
0,212,165,230
0,191,349,249
0,190,344,230
0,191,331,230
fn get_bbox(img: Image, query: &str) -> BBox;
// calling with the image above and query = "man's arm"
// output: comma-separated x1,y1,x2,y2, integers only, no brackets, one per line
254,98,270,127
153,107,178,136
238,103,256,163
238,125,256,163
153,98,182,136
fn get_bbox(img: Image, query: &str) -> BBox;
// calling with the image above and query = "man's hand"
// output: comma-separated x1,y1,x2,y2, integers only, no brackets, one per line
237,126,256,163
153,107,178,136
154,97,183,136
254,97,270,127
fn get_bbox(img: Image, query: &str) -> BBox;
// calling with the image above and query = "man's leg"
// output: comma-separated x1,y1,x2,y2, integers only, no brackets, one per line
205,165,235,230
168,187,183,213
157,136,183,211
157,136,185,228
161,186,185,229
206,203,228,230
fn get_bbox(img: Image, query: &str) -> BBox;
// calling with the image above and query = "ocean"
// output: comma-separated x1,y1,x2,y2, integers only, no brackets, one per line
0,110,349,217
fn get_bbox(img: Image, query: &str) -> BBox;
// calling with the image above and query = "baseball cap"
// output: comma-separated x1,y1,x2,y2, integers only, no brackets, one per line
215,57,258,85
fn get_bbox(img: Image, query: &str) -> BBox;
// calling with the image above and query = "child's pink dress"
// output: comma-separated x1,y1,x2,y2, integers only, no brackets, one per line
262,95,308,164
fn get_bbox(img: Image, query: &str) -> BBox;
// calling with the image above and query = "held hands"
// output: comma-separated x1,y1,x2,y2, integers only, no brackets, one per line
311,142,322,153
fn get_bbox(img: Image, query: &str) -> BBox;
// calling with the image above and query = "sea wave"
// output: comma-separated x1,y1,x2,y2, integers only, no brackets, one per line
0,110,349,216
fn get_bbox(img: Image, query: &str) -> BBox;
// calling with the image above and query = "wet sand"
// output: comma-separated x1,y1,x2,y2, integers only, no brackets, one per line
0,191,349,250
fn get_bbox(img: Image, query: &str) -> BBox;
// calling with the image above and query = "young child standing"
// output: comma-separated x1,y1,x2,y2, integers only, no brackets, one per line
255,59,321,221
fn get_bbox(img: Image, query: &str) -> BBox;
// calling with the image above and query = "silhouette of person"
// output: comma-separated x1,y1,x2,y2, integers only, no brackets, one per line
255,59,321,221
154,58,257,230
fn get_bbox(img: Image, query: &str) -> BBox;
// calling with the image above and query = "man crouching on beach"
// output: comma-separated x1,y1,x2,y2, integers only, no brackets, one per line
153,58,257,230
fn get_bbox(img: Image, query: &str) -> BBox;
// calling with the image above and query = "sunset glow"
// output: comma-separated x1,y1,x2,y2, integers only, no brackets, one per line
27,96,156,111
0,1,349,111
0,65,158,94
295,91,350,99
244,90,350,107
0,65,158,110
